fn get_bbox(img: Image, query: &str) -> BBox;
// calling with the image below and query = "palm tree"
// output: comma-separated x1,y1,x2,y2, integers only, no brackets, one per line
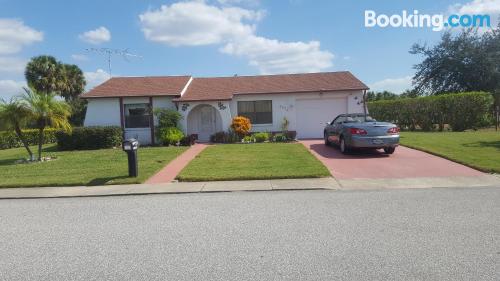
25,55,64,95
0,98,34,160
60,64,86,101
21,87,72,161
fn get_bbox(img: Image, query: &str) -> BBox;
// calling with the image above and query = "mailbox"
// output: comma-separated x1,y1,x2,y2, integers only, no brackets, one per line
122,139,139,177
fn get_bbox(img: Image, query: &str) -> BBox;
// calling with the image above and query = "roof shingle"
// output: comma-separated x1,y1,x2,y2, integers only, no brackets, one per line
80,72,368,100
176,71,368,101
81,76,191,98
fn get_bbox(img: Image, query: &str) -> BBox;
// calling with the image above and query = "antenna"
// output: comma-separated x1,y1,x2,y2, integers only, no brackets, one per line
85,48,142,77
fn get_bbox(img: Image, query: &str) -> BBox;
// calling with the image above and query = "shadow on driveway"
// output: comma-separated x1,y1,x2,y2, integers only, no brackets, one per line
309,143,390,159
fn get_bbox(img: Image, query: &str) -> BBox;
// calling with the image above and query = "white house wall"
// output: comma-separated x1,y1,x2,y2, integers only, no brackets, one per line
84,98,121,126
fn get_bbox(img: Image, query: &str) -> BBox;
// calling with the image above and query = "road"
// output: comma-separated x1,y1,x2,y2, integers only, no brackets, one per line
1,187,499,281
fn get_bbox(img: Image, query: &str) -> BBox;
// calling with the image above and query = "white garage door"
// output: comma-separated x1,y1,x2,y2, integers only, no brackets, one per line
296,97,348,139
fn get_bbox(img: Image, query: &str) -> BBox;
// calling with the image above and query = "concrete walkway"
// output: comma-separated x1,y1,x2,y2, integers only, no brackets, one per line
145,143,209,184
0,178,339,199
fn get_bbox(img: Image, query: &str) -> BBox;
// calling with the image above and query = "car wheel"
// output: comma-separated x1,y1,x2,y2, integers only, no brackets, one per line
324,132,330,146
340,137,349,154
384,147,396,154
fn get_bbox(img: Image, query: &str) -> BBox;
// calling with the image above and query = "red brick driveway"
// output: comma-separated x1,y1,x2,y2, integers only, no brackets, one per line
300,139,485,180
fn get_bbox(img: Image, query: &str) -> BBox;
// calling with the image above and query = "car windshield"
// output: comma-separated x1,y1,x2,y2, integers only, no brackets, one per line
345,115,376,122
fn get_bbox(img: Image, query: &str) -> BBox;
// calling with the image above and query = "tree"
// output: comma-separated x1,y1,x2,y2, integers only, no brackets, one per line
366,91,398,101
21,87,71,161
25,55,64,94
25,56,87,126
410,23,500,95
0,98,34,160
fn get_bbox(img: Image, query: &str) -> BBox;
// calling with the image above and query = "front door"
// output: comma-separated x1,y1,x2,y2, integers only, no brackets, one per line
199,106,216,141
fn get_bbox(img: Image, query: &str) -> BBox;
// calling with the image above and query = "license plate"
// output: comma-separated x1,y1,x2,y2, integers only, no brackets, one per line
372,139,384,144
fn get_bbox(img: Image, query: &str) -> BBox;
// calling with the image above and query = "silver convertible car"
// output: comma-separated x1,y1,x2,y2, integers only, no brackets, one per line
323,114,400,154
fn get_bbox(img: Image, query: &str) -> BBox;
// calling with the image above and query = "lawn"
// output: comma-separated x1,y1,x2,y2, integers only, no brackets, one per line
0,144,187,188
400,131,500,173
177,143,330,181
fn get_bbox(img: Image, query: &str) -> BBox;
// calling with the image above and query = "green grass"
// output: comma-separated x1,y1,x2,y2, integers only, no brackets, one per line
400,131,500,173
0,144,187,188
177,143,330,181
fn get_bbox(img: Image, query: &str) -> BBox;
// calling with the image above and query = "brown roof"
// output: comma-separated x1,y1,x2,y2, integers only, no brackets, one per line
81,76,191,98
80,72,368,100
175,72,368,101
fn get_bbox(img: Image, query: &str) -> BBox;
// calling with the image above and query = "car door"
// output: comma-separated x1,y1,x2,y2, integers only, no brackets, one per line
327,116,345,144
326,115,345,143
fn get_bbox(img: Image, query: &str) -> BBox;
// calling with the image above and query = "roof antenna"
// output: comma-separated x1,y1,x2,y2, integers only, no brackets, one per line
85,48,142,77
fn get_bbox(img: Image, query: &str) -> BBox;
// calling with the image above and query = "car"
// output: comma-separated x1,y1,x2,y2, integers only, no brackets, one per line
323,113,400,154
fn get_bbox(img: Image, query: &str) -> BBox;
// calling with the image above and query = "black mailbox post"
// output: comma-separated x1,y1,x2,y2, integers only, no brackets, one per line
122,139,139,177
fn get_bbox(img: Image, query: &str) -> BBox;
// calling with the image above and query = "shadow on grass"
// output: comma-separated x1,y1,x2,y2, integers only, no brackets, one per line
87,176,130,186
0,158,20,166
463,141,500,151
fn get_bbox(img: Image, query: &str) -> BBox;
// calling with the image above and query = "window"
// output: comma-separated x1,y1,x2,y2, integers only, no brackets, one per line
124,103,151,128
237,100,272,124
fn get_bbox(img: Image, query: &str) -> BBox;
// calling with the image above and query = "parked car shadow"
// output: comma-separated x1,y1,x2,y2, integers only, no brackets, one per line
87,176,130,186
309,144,390,159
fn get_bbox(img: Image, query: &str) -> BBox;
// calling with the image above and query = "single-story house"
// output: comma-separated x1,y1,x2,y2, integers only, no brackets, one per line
81,71,369,144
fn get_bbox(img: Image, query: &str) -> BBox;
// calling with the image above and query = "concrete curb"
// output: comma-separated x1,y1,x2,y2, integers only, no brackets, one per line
1,176,499,200
0,178,340,200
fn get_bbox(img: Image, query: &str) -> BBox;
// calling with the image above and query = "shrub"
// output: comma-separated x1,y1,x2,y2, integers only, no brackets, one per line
253,132,270,143
230,116,251,138
272,133,288,142
55,126,122,150
180,134,197,146
242,135,254,143
158,127,184,146
210,130,239,143
0,128,58,150
154,108,183,128
368,92,493,131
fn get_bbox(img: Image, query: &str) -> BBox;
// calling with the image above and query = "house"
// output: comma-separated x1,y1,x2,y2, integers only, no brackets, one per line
81,71,369,144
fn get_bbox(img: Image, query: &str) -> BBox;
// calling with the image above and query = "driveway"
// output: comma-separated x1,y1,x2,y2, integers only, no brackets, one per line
301,139,485,180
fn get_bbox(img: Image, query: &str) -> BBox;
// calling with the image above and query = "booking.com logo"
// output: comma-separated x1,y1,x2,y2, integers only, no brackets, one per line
365,10,491,31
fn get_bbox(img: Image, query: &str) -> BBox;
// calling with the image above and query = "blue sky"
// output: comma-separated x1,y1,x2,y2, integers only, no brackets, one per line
0,0,499,100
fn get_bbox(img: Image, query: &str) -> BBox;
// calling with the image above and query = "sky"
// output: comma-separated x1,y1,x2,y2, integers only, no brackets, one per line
0,0,499,100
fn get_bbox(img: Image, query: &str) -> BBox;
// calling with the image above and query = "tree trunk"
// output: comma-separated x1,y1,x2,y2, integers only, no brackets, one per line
14,124,33,161
38,126,45,161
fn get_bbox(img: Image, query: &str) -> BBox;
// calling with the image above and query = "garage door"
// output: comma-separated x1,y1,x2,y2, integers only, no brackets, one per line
296,97,348,139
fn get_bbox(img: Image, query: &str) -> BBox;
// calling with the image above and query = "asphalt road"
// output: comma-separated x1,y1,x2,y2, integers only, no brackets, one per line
1,187,499,281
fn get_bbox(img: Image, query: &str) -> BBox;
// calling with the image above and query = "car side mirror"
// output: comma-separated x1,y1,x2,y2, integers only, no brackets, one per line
325,121,331,125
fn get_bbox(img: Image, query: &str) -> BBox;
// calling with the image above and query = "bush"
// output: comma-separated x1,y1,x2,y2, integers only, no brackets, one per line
368,92,493,131
55,126,122,150
158,127,184,146
242,135,254,143
253,132,270,143
210,130,239,143
272,133,288,142
154,108,183,128
180,134,197,146
0,128,58,150
230,116,251,138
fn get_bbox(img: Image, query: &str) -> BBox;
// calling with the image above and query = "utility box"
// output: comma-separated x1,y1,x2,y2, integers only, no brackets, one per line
122,139,139,177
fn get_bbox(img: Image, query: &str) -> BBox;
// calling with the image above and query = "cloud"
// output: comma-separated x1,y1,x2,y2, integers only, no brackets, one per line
84,69,110,90
217,0,260,7
79,27,111,45
139,1,333,74
0,80,26,101
0,18,43,55
369,76,412,94
0,57,27,74
71,54,88,61
448,0,500,29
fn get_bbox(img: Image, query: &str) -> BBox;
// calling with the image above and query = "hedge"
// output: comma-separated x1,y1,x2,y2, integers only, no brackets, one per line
0,129,58,150
55,126,123,150
368,92,493,131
